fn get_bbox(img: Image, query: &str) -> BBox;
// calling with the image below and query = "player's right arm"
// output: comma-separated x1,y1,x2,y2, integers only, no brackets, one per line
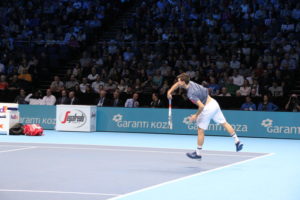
167,82,180,99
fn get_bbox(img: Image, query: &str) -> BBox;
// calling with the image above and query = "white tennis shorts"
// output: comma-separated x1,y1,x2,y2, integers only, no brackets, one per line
196,98,226,130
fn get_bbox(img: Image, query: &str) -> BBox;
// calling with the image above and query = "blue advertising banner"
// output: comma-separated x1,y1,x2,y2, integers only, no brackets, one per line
19,105,56,129
97,107,300,139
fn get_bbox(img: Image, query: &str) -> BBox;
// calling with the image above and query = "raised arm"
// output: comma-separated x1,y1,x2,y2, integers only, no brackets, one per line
167,82,180,99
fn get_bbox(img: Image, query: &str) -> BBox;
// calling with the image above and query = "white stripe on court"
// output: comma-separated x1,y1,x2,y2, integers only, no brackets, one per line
0,144,261,158
0,147,36,153
107,152,275,200
0,189,120,196
25,146,259,158
0,142,269,156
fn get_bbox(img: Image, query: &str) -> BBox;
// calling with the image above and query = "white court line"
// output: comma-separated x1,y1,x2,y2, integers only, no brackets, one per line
0,189,119,196
0,147,36,153
0,143,263,158
108,152,275,200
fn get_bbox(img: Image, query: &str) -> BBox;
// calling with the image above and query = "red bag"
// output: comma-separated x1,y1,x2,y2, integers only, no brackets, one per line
23,124,44,136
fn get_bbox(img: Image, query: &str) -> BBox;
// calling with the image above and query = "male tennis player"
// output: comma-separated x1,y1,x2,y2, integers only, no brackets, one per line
167,73,243,159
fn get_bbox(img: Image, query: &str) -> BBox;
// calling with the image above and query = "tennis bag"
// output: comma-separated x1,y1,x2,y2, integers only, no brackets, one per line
9,123,25,135
23,124,44,136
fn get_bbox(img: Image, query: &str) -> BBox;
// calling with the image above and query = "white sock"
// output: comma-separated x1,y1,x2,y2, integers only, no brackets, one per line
231,133,240,144
196,145,202,156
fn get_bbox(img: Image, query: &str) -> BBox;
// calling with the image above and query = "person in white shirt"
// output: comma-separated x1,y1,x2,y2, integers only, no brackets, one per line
231,70,244,86
41,89,56,105
25,90,43,105
91,76,105,93
125,93,139,108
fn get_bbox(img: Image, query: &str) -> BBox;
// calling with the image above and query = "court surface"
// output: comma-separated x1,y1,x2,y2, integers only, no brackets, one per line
0,130,299,200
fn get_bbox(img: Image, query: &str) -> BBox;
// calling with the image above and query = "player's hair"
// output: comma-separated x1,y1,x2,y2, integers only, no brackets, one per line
177,73,190,84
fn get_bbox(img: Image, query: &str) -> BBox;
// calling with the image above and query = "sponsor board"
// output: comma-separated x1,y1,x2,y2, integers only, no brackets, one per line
97,108,300,139
19,105,56,129
56,105,96,132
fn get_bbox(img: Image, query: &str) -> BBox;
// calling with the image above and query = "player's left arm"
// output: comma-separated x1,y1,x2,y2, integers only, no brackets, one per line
189,100,205,121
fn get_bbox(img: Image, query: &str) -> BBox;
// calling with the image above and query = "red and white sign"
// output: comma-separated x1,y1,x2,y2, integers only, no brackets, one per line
56,105,96,132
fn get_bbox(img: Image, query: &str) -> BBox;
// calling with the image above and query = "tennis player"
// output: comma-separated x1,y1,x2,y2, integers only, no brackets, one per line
167,73,243,159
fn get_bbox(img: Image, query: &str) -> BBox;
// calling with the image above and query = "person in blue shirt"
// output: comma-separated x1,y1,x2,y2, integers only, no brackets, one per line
257,95,279,111
241,96,256,111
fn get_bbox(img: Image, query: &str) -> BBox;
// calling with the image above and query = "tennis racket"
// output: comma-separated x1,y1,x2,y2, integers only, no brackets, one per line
168,99,173,130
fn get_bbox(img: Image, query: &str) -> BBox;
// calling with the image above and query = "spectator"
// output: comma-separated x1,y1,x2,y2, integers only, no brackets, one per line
25,90,43,105
0,75,9,90
207,77,220,96
150,93,163,108
91,76,105,93
268,81,283,96
69,91,80,105
257,95,279,111
41,89,56,105
285,94,300,112
238,80,251,96
65,75,79,90
111,90,123,107
14,89,28,104
56,90,70,105
218,87,231,96
50,76,64,93
125,92,139,108
79,77,89,93
241,96,256,111
95,89,110,107
231,70,244,87
224,77,240,96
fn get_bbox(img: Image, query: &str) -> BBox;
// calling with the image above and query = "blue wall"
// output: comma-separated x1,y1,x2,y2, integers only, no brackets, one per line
18,105,300,139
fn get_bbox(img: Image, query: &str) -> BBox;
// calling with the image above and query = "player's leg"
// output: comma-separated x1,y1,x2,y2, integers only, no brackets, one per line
211,100,243,151
186,104,213,159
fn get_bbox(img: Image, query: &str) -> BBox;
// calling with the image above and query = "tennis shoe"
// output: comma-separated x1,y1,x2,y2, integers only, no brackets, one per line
186,151,202,159
235,141,243,152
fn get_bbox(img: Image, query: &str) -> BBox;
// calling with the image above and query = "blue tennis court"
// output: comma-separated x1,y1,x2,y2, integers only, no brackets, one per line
0,131,299,200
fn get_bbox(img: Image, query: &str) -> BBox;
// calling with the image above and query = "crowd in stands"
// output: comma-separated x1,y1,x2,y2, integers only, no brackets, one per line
0,0,300,111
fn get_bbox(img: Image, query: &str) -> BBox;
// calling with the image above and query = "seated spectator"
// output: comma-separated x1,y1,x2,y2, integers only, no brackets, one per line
150,93,163,108
268,81,283,96
79,77,89,93
25,90,43,105
207,77,220,96
231,70,244,87
95,89,110,107
218,87,231,96
224,77,240,96
8,75,22,91
91,76,105,93
111,90,123,107
87,67,99,82
69,91,80,105
18,69,32,83
0,75,9,90
41,89,56,105
56,90,70,105
238,80,251,96
50,76,64,93
104,79,117,93
14,89,28,104
80,85,97,105
65,75,79,90
285,94,300,112
257,95,279,111
125,92,139,108
240,96,256,111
